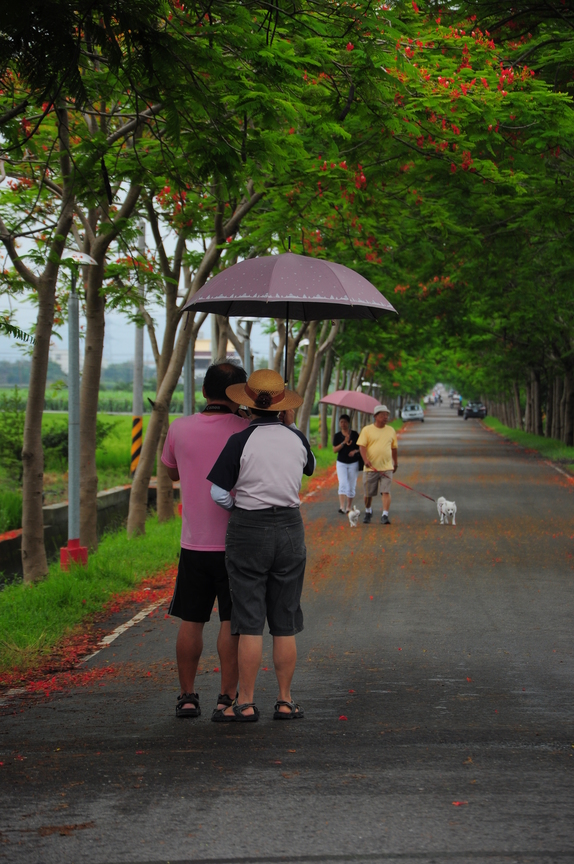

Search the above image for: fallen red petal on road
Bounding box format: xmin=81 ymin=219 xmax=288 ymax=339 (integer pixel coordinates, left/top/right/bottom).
xmin=466 ymin=677 xmax=472 ymax=682
xmin=348 ymin=689 xmax=356 ymax=693
xmin=213 ymin=667 xmax=220 ymax=672
xmin=452 ymin=801 xmax=468 ymax=806
xmin=339 ymin=715 xmax=348 ymax=721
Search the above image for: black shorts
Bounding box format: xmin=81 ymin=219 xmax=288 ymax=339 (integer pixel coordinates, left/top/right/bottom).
xmin=225 ymin=507 xmax=306 ymax=637
xmin=168 ymin=548 xmax=232 ymax=623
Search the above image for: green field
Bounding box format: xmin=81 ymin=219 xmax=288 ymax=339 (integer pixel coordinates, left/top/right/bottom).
xmin=2 ymin=387 xmax=206 ymax=415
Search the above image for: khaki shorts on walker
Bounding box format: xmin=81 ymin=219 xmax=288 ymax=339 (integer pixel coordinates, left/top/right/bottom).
xmin=363 ymin=470 xmax=393 ymax=497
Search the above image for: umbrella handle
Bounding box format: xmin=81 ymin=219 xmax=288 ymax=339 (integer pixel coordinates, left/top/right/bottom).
xmin=284 ymin=305 xmax=289 ymax=384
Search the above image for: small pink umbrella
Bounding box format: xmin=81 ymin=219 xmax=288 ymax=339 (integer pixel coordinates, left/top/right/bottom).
xmin=319 ymin=390 xmax=380 ymax=414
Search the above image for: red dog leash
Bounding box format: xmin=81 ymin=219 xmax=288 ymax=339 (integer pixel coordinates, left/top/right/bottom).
xmin=393 ymin=479 xmax=436 ymax=502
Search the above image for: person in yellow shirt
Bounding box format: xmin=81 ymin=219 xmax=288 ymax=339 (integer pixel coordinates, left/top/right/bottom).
xmin=357 ymin=405 xmax=398 ymax=525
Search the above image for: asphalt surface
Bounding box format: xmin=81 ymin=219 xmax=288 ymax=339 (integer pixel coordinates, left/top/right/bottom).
xmin=1 ymin=405 xmax=573 ymax=864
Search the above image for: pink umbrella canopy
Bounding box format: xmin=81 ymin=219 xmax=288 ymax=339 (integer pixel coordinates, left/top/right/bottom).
xmin=182 ymin=253 xmax=396 ymax=321
xmin=319 ymin=390 xmax=380 ymax=414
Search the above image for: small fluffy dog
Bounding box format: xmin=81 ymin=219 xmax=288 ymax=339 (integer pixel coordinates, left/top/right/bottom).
xmin=348 ymin=505 xmax=361 ymax=528
xmin=437 ymin=496 xmax=457 ymax=525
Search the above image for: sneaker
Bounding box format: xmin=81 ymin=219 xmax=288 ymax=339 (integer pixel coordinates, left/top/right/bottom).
xmin=381 ymin=514 xmax=391 ymax=525
xmin=363 ymin=512 xmax=372 ymax=524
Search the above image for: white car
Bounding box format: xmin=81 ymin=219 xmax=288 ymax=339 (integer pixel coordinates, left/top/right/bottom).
xmin=401 ymin=403 xmax=425 ymax=422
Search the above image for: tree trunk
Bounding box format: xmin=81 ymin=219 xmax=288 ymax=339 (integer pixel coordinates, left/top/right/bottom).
xmin=126 ymin=183 xmax=265 ymax=536
xmin=524 ymin=381 xmax=532 ymax=432
xmin=298 ymin=322 xmax=339 ymax=438
xmin=272 ymin=319 xmax=286 ymax=374
xmin=563 ymin=367 xmax=574 ymax=446
xmin=513 ymin=381 xmax=522 ymax=430
xmin=330 ymin=361 xmax=341 ymax=443
xmin=532 ymin=369 xmax=543 ymax=436
xmin=79 ymin=186 xmax=141 ymax=549
xmin=295 ymin=321 xmax=319 ymax=397
xmin=216 ymin=314 xmax=229 ymax=359
xmin=560 ymin=374 xmax=568 ymax=443
xmin=21 ymin=287 xmax=55 ymax=581
xmin=127 ymin=314 xmax=206 ymax=535
xmin=156 ymin=414 xmax=174 ymax=521
xmin=320 ymin=346 xmax=335 ymax=449
xmin=552 ymin=376 xmax=562 ymax=440
xmin=79 ymin=257 xmax=106 ymax=549
xmin=544 ymin=377 xmax=555 ymax=438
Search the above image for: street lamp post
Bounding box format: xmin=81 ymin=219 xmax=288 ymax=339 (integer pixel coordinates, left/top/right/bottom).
xmin=60 ymin=250 xmax=97 ymax=570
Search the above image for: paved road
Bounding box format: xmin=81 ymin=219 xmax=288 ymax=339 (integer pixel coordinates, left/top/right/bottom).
xmin=1 ymin=406 xmax=573 ymax=864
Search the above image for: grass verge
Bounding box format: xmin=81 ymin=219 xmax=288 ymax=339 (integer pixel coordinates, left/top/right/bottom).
xmin=0 ymin=514 xmax=181 ymax=679
xmin=483 ymin=417 xmax=574 ymax=472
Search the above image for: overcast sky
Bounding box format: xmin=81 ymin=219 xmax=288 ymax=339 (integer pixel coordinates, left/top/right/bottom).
xmin=0 ymin=296 xmax=272 ymax=369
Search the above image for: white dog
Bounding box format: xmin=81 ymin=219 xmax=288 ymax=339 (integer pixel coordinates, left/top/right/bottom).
xmin=437 ymin=496 xmax=457 ymax=525
xmin=348 ymin=505 xmax=361 ymax=528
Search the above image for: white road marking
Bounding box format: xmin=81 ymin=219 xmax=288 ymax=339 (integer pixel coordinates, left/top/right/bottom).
xmin=545 ymin=460 xmax=574 ymax=480
xmin=79 ymin=598 xmax=166 ymax=664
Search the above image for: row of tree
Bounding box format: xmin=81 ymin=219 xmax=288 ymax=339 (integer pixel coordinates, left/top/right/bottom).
xmin=1 ymin=0 xmax=573 ymax=581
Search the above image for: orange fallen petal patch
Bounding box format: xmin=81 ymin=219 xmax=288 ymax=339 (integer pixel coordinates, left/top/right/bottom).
xmin=452 ymin=801 xmax=468 ymax=806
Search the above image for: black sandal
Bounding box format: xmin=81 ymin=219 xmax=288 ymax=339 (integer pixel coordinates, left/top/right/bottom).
xmin=273 ymin=700 xmax=304 ymax=720
xmin=229 ymin=701 xmax=260 ymax=722
xmin=211 ymin=693 xmax=237 ymax=723
xmin=175 ymin=692 xmax=200 ymax=718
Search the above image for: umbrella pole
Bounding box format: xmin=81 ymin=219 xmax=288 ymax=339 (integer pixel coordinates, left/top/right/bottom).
xmin=284 ymin=305 xmax=289 ymax=384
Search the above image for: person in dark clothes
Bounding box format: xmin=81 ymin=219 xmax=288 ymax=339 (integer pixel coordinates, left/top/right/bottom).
xmin=332 ymin=413 xmax=361 ymax=513
xmin=208 ymin=369 xmax=315 ymax=723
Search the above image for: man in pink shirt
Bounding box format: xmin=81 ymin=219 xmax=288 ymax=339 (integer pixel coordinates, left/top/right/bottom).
xmin=161 ymin=360 xmax=249 ymax=720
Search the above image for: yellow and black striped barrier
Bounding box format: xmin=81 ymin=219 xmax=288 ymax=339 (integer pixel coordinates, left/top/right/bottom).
xmin=131 ymin=415 xmax=143 ymax=476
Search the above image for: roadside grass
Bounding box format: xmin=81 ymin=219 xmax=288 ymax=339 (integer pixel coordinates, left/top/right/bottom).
xmin=483 ymin=417 xmax=574 ymax=471
xmin=0 ymin=490 xmax=23 ymax=534
xmin=0 ymin=514 xmax=181 ymax=677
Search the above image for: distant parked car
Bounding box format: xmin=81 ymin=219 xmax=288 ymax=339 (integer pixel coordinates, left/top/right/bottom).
xmin=463 ymin=401 xmax=486 ymax=420
xmin=401 ymin=403 xmax=425 ymax=422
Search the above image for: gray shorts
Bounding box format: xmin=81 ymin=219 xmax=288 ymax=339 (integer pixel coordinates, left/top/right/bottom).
xmin=225 ymin=506 xmax=306 ymax=637
xmin=363 ymin=470 xmax=393 ymax=497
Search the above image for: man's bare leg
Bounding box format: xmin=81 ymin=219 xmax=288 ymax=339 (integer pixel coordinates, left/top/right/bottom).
xmin=223 ymin=634 xmax=262 ymax=717
xmin=216 ymin=621 xmax=239 ymax=709
xmin=382 ymin=491 xmax=391 ymax=513
xmin=176 ymin=620 xmax=204 ymax=707
xmin=273 ymin=635 xmax=298 ymax=713
xmin=364 ymin=495 xmax=373 ymax=509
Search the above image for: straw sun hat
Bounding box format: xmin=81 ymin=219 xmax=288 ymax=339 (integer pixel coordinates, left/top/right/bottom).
xmin=226 ymin=369 xmax=303 ymax=411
